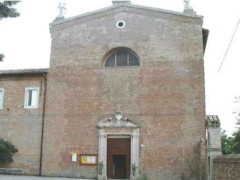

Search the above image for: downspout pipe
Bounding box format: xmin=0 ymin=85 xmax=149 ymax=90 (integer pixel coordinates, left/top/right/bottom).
xmin=39 ymin=73 xmax=47 ymax=176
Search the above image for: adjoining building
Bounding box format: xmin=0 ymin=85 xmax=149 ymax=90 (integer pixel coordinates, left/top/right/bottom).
xmin=0 ymin=1 xmax=209 ymax=179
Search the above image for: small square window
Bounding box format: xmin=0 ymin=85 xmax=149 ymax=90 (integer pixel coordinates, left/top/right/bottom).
xmin=0 ymin=88 xmax=4 ymax=109
xmin=24 ymin=87 xmax=39 ymax=109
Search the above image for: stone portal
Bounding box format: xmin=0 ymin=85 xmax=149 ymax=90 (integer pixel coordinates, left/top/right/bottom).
xmin=97 ymin=112 xmax=140 ymax=180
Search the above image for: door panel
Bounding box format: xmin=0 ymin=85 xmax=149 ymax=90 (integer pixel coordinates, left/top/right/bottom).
xmin=107 ymin=138 xmax=131 ymax=179
xmin=113 ymin=155 xmax=126 ymax=178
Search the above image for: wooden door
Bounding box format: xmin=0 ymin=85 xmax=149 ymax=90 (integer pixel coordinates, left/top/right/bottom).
xmin=107 ymin=138 xmax=131 ymax=179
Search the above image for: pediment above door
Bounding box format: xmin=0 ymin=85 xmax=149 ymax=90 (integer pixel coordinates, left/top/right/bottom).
xmin=97 ymin=112 xmax=140 ymax=129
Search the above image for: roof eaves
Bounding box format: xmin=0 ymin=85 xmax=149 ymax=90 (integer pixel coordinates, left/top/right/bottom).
xmin=130 ymin=4 xmax=203 ymax=19
xmin=50 ymin=5 xmax=115 ymax=28
xmin=0 ymin=68 xmax=49 ymax=76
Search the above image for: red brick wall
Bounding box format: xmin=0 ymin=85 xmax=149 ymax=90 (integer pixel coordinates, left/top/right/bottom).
xmin=0 ymin=75 xmax=45 ymax=175
xmin=213 ymin=155 xmax=240 ymax=180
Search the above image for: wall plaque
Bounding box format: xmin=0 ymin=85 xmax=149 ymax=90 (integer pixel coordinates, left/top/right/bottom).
xmin=79 ymin=154 xmax=98 ymax=165
xmin=72 ymin=153 xmax=77 ymax=162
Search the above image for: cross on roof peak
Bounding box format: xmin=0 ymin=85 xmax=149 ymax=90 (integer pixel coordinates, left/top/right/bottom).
xmin=183 ymin=0 xmax=196 ymax=15
xmin=57 ymin=2 xmax=66 ymax=19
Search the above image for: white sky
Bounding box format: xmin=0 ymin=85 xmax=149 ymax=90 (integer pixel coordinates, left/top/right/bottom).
xmin=0 ymin=0 xmax=240 ymax=135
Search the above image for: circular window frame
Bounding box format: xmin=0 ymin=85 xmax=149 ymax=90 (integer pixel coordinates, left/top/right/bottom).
xmin=116 ymin=20 xmax=126 ymax=29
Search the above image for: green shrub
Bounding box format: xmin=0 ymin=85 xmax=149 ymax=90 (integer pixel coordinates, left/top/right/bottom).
xmin=0 ymin=139 xmax=18 ymax=164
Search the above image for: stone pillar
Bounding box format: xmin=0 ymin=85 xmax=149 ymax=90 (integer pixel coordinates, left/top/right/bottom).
xmin=206 ymin=115 xmax=222 ymax=180
xmin=98 ymin=130 xmax=107 ymax=180
xmin=130 ymin=129 xmax=140 ymax=180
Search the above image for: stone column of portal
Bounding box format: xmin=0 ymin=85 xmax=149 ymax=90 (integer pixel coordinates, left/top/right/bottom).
xmin=98 ymin=129 xmax=107 ymax=180
xmin=130 ymin=129 xmax=140 ymax=180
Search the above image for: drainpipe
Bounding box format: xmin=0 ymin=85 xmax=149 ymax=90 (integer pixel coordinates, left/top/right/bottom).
xmin=39 ymin=73 xmax=47 ymax=176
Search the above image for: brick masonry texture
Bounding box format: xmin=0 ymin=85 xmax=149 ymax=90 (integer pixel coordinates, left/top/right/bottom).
xmin=0 ymin=5 xmax=207 ymax=180
xmin=213 ymin=155 xmax=240 ymax=180
xmin=0 ymin=75 xmax=46 ymax=175
xmin=42 ymin=7 xmax=206 ymax=180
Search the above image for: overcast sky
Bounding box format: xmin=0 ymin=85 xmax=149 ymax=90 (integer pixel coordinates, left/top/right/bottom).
xmin=0 ymin=0 xmax=240 ymax=135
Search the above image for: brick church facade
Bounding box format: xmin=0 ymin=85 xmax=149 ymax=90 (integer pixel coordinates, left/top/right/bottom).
xmin=0 ymin=1 xmax=208 ymax=179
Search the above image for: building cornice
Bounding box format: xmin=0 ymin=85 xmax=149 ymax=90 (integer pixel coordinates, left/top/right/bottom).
xmin=50 ymin=4 xmax=203 ymax=30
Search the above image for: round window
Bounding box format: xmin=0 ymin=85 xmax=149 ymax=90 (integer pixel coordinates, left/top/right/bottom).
xmin=116 ymin=20 xmax=126 ymax=29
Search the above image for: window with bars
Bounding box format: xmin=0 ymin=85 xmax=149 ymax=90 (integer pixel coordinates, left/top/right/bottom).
xmin=105 ymin=50 xmax=140 ymax=67
xmin=24 ymin=87 xmax=39 ymax=109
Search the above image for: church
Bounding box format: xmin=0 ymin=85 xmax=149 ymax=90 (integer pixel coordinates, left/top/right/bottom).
xmin=0 ymin=0 xmax=208 ymax=179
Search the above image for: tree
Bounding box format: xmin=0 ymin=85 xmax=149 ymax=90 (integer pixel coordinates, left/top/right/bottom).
xmin=0 ymin=1 xmax=20 ymax=61
xmin=222 ymin=96 xmax=240 ymax=154
xmin=0 ymin=54 xmax=4 ymax=61
xmin=233 ymin=96 xmax=240 ymax=131
xmin=0 ymin=1 xmax=20 ymax=20
xmin=236 ymin=118 xmax=240 ymax=132
xmin=0 ymin=139 xmax=18 ymax=164
xmin=232 ymin=131 xmax=240 ymax=153
xmin=221 ymin=130 xmax=240 ymax=154
xmin=221 ymin=130 xmax=234 ymax=154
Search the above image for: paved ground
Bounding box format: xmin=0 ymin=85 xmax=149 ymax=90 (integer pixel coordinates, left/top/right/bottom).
xmin=0 ymin=175 xmax=93 ymax=180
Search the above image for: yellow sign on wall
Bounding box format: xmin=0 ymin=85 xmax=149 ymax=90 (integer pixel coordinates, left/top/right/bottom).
xmin=79 ymin=154 xmax=98 ymax=165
